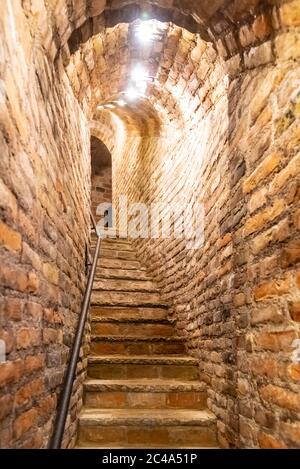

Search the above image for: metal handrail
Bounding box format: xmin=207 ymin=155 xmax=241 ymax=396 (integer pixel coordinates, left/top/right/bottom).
xmin=49 ymin=212 xmax=100 ymax=449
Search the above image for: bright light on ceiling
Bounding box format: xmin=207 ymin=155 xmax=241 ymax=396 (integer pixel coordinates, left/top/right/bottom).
xmin=135 ymin=21 xmax=154 ymax=43
xmin=131 ymin=64 xmax=148 ymax=82
xmin=124 ymin=87 xmax=140 ymax=101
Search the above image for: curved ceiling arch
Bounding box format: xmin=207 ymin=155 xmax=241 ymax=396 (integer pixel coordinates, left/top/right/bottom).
xmin=67 ymin=3 xmax=211 ymax=56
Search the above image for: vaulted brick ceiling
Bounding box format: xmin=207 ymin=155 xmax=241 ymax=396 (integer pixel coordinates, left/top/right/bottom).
xmin=31 ymin=1 xmax=277 ymax=141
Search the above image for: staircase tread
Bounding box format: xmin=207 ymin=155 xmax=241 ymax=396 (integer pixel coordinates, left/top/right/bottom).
xmin=76 ymin=445 xmax=219 ymax=449
xmin=91 ymin=317 xmax=170 ymax=324
xmin=84 ymin=378 xmax=205 ymax=392
xmin=79 ymin=408 xmax=216 ymax=426
xmin=91 ymin=335 xmax=184 ymax=343
xmin=88 ymin=355 xmax=198 ymax=365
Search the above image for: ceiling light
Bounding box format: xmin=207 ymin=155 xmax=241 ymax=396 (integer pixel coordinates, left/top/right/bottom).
xmin=132 ymin=64 xmax=148 ymax=82
xmin=124 ymin=87 xmax=140 ymax=101
xmin=135 ymin=21 xmax=154 ymax=43
xmin=135 ymin=81 xmax=147 ymax=94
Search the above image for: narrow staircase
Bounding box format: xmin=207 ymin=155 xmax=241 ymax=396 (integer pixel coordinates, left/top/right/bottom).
xmin=77 ymin=233 xmax=217 ymax=448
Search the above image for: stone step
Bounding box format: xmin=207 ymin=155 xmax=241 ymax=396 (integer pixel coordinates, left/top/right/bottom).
xmin=91 ymin=291 xmax=167 ymax=307
xmin=99 ymin=248 xmax=137 ymax=260
xmin=91 ymin=321 xmax=174 ymax=337
xmin=97 ymin=258 xmax=143 ymax=270
xmin=76 ymin=444 xmax=219 ymax=449
xmin=84 ymin=379 xmax=207 ymax=410
xmin=93 ymin=278 xmax=159 ymax=293
xmin=95 ymin=267 xmax=150 ymax=281
xmin=90 ymin=306 xmax=169 ymax=322
xmin=90 ymin=336 xmax=185 ymax=356
xmin=87 ymin=355 xmax=199 ymax=380
xmin=78 ymin=409 xmax=217 ymax=447
xmin=99 ymin=241 xmax=134 ymax=251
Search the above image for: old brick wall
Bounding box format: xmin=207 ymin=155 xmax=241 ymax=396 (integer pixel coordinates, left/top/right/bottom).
xmin=1 ymin=0 xmax=300 ymax=451
xmin=0 ymin=2 xmax=91 ymax=448
xmin=111 ymin=7 xmax=300 ymax=449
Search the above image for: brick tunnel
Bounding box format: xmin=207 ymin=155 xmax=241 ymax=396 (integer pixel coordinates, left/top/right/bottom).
xmin=0 ymin=0 xmax=300 ymax=450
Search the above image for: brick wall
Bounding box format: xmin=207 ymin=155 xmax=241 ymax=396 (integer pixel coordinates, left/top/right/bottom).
xmin=1 ymin=0 xmax=300 ymax=450
xmin=112 ymin=11 xmax=300 ymax=448
xmin=0 ymin=2 xmax=91 ymax=448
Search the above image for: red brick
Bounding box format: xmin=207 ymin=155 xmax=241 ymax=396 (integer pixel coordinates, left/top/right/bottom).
xmin=258 ymin=431 xmax=288 ymax=449
xmin=13 ymin=409 xmax=38 ymax=439
xmin=259 ymin=384 xmax=300 ymax=412
xmin=253 ymin=330 xmax=297 ymax=352
xmin=0 ymin=220 xmax=22 ymax=252
xmin=16 ymin=328 xmax=41 ymax=349
xmin=15 ymin=378 xmax=44 ymax=407
xmin=25 ymin=355 xmax=45 ymax=374
xmin=0 ymin=360 xmax=23 ymax=388
xmin=254 ymin=276 xmax=290 ymax=300
xmin=289 ymin=301 xmax=300 ymax=322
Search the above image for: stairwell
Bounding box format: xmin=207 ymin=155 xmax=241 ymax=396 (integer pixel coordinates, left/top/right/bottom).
xmin=77 ymin=233 xmax=218 ymax=448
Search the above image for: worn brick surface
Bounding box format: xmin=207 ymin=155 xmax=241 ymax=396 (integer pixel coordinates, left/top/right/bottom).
xmin=1 ymin=0 xmax=300 ymax=451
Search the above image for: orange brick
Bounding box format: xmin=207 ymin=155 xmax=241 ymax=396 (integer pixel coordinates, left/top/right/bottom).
xmin=269 ymin=152 xmax=300 ymax=195
xmin=13 ymin=409 xmax=38 ymax=439
xmin=0 ymin=360 xmax=22 ymax=388
xmin=288 ymin=364 xmax=300 ymax=381
xmin=243 ymin=199 xmax=285 ymax=237
xmin=0 ymin=220 xmax=21 ymax=251
xmin=243 ymin=152 xmax=281 ymax=194
xmin=281 ymin=240 xmax=300 ymax=267
xmin=289 ymin=301 xmax=300 ymax=322
xmin=254 ymin=276 xmax=290 ymax=300
xmin=258 ymin=431 xmax=288 ymax=449
xmin=253 ymin=330 xmax=297 ymax=352
xmin=25 ymin=355 xmax=45 ymax=374
xmin=280 ymin=0 xmax=300 ymax=26
xmin=15 ymin=378 xmax=44 ymax=407
xmin=16 ymin=328 xmax=41 ymax=349
xmin=252 ymin=14 xmax=272 ymax=41
xmin=43 ymin=263 xmax=59 ymax=285
xmin=260 ymin=384 xmax=300 ymax=412
xmin=279 ymin=422 xmax=300 ymax=447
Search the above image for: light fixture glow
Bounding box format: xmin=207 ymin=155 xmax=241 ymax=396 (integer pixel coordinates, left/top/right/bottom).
xmin=125 ymin=87 xmax=140 ymax=101
xmin=132 ymin=64 xmax=148 ymax=82
xmin=135 ymin=21 xmax=154 ymax=43
xmin=135 ymin=81 xmax=147 ymax=94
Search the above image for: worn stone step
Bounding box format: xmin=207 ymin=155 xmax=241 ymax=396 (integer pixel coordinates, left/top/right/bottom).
xmin=84 ymin=379 xmax=207 ymax=409
xmin=99 ymin=249 xmax=137 ymax=260
xmin=88 ymin=355 xmax=199 ymax=380
xmin=95 ymin=268 xmax=150 ymax=281
xmin=99 ymin=241 xmax=134 ymax=251
xmin=76 ymin=444 xmax=219 ymax=449
xmin=97 ymin=258 xmax=143 ymax=270
xmin=78 ymin=409 xmax=217 ymax=447
xmin=93 ymin=278 xmax=159 ymax=293
xmin=91 ymin=291 xmax=167 ymax=307
xmin=90 ymin=336 xmax=185 ymax=356
xmin=91 ymin=321 xmax=174 ymax=337
xmin=90 ymin=306 xmax=169 ymax=322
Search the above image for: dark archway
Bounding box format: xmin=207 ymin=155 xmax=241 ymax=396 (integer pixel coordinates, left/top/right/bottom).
xmin=91 ymin=137 xmax=112 ymax=227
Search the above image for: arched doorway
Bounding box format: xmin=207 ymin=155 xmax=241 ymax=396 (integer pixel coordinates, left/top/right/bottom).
xmin=91 ymin=136 xmax=112 ymax=227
